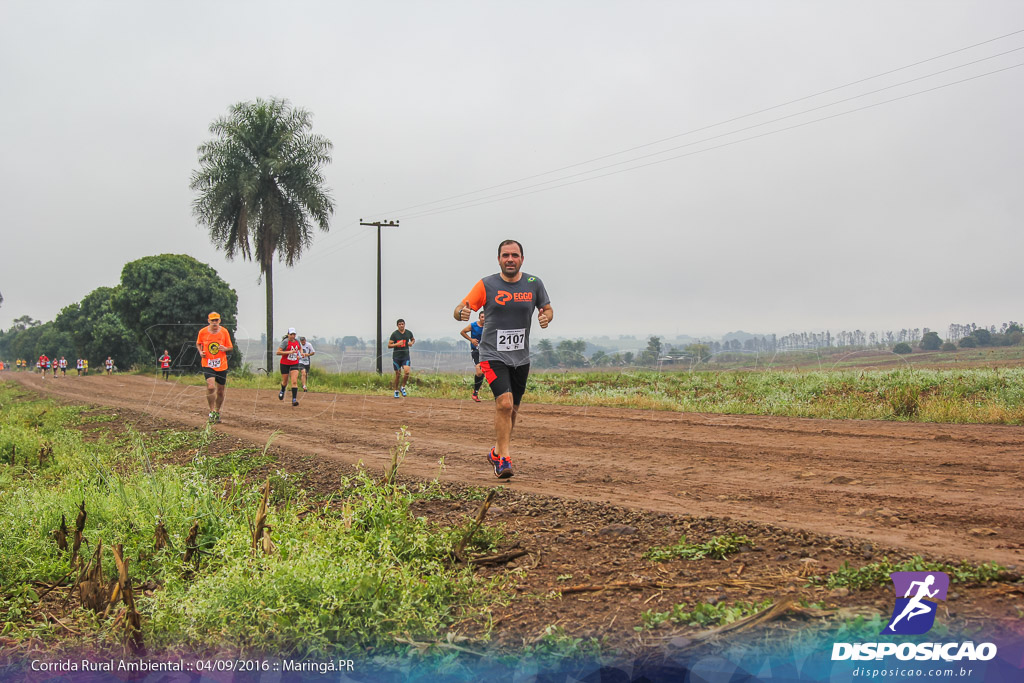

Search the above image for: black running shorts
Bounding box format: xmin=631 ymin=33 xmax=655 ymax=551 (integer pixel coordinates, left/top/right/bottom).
xmin=280 ymin=363 xmax=299 ymax=375
xmin=202 ymin=367 xmax=228 ymax=385
xmin=480 ymin=361 xmax=530 ymax=405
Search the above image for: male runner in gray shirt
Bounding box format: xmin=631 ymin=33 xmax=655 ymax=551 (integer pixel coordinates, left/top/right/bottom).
xmin=454 ymin=239 xmax=553 ymax=478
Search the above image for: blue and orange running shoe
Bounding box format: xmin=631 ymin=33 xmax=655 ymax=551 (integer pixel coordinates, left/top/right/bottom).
xmin=497 ymin=457 xmax=513 ymax=479
xmin=487 ymin=447 xmax=501 ymax=477
xmin=488 ymin=448 xmax=513 ymax=478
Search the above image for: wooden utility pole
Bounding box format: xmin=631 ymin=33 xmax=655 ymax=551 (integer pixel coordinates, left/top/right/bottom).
xmin=360 ymin=219 xmax=400 ymax=374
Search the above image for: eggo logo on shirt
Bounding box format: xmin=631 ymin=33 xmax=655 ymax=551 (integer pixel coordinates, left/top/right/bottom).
xmin=494 ymin=290 xmax=533 ymax=306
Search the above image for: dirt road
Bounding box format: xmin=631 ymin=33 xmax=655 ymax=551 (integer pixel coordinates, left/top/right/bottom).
xmin=12 ymin=373 xmax=1024 ymax=566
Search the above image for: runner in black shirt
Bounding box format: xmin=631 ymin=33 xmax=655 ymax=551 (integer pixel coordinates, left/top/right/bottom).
xmin=388 ymin=319 xmax=415 ymax=398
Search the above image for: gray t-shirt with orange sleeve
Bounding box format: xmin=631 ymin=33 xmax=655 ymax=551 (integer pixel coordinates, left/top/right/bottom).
xmin=463 ymin=273 xmax=550 ymax=367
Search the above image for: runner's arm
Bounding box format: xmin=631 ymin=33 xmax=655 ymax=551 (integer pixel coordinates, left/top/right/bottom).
xmin=459 ymin=324 xmax=473 ymax=341
xmin=538 ymin=304 xmax=554 ymax=329
xmin=454 ymin=281 xmax=487 ymax=321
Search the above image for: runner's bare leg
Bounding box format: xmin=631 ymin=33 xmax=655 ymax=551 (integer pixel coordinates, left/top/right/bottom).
xmin=494 ymin=393 xmax=519 ymax=458
xmin=205 ymin=377 xmax=217 ymax=411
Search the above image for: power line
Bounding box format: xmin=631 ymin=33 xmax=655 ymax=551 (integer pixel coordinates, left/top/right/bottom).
xmin=359 ymin=28 xmax=1024 ymax=220
xmin=396 ymin=47 xmax=1024 ymax=220
xmin=400 ymin=62 xmax=1024 ymax=221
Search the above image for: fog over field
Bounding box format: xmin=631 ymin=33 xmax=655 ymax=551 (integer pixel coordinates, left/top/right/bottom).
xmin=2 ymin=2 xmax=1022 ymax=342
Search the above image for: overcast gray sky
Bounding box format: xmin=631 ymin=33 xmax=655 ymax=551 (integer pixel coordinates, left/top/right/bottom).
xmin=2 ymin=1 xmax=1022 ymax=345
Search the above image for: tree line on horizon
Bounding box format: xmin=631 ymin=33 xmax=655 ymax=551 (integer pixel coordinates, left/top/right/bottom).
xmin=0 ymin=255 xmax=238 ymax=370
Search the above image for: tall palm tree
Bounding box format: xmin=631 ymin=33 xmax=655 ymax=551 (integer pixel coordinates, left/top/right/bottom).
xmin=191 ymin=98 xmax=334 ymax=372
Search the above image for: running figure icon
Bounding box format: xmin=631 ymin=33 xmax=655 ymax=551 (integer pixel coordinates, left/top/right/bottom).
xmin=887 ymin=575 xmax=938 ymax=631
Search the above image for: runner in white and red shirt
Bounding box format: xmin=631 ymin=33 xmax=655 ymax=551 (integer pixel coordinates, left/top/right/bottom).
xmin=158 ymin=350 xmax=172 ymax=380
xmin=276 ymin=328 xmax=304 ymax=407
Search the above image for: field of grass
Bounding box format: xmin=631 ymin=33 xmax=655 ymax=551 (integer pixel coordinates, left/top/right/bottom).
xmin=166 ymin=365 xmax=1024 ymax=425
xmin=0 ymin=384 xmax=506 ymax=657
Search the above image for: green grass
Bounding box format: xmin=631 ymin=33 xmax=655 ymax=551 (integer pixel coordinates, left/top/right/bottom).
xmin=640 ymin=599 xmax=773 ymax=630
xmin=811 ymin=556 xmax=1011 ymax=591
xmin=161 ymin=365 xmax=1024 ymax=425
xmin=0 ymin=383 xmax=507 ymax=656
xmin=644 ymin=534 xmax=751 ymax=562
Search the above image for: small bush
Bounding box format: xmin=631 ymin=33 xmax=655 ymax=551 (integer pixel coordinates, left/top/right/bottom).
xmin=959 ymin=337 xmax=978 ymax=348
xmin=919 ymin=332 xmax=942 ymax=351
xmin=644 ymin=533 xmax=750 ymax=562
xmin=940 ymin=342 xmax=957 ymax=352
xmin=886 ymin=385 xmax=920 ymax=418
xmin=892 ymin=343 xmax=912 ymax=355
xmin=641 ymin=599 xmax=772 ymax=629
xmin=812 ymin=556 xmax=1010 ymax=591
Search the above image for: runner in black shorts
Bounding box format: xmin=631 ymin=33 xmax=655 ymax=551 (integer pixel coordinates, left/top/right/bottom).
xmin=277 ymin=328 xmax=303 ymax=406
xmin=454 ymin=240 xmax=553 ymax=478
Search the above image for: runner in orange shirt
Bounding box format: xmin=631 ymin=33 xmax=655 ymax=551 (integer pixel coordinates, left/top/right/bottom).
xmin=196 ymin=312 xmax=233 ymax=423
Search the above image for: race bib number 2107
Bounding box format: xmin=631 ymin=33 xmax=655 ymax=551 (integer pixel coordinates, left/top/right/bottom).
xmin=496 ymin=328 xmax=526 ymax=352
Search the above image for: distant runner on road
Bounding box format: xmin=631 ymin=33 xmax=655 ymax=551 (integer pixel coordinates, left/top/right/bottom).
xmin=388 ymin=319 xmax=415 ymax=398
xmin=104 ymin=357 xmax=114 ymax=375
xmin=277 ymin=328 xmax=303 ymax=406
xmin=453 ymin=239 xmax=552 ymax=479
xmin=460 ymin=311 xmax=486 ymax=402
xmin=159 ymin=350 xmax=172 ymax=380
xmin=196 ymin=312 xmax=233 ymax=423
xmin=38 ymin=354 xmax=49 ymax=379
xmin=299 ymin=336 xmax=315 ymax=392
xmin=59 ymin=357 xmax=67 ymax=376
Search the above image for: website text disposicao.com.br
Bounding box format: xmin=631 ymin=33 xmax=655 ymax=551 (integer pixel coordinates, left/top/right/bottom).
xmin=849 ymin=665 xmax=978 ymax=678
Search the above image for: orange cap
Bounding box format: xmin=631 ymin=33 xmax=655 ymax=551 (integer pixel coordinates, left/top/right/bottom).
xmin=208 ymin=312 xmax=221 ymax=321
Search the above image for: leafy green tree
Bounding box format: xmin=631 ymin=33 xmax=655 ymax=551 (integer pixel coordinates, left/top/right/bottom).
xmin=533 ymin=338 xmax=558 ymax=368
xmin=54 ymin=287 xmax=139 ymax=367
xmin=623 ymin=351 xmax=634 ymax=365
xmin=0 ymin=320 xmax=44 ymax=361
xmin=919 ymin=331 xmax=942 ymax=351
xmin=36 ymin=324 xmax=76 ymax=359
xmin=971 ymin=328 xmax=992 ymax=346
xmin=589 ymin=350 xmax=609 ymax=366
xmin=340 ymin=336 xmax=362 ymax=350
xmin=10 ymin=315 xmax=40 ymax=331
xmin=191 ymin=98 xmax=335 ymax=371
xmin=940 ymin=342 xmax=957 ymax=352
xmin=958 ymin=336 xmax=977 ymax=348
xmin=110 ymin=254 xmax=239 ymax=372
xmin=685 ymin=343 xmax=712 ymax=363
xmin=557 ymin=339 xmax=587 ymax=367
xmin=892 ymin=342 xmax=913 ymax=355
xmin=639 ymin=336 xmax=662 ymax=365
